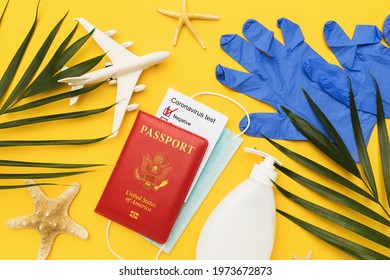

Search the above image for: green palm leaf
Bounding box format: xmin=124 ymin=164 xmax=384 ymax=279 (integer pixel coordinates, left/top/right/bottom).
xmin=348 ymin=79 xmax=378 ymax=198
xmin=301 ymin=89 xmax=358 ymax=174
xmin=270 ymin=76 xmax=390 ymax=259
xmin=277 ymin=183 xmax=390 ymax=248
xmin=265 ymin=136 xmax=375 ymax=202
xmin=277 ymin=210 xmax=390 ymax=260
xmin=18 ymin=22 xmax=79 ymax=98
xmin=0 ymin=3 xmax=38 ymax=101
xmin=19 ymin=26 xmax=95 ymax=98
xmin=282 ymin=106 xmax=360 ymax=178
xmin=0 ymin=104 xmax=114 ymax=130
xmin=277 ymin=164 xmax=390 ymax=227
xmin=0 ymin=0 xmax=9 ymax=24
xmin=0 ymin=159 xmax=103 ymax=169
xmin=0 ymin=12 xmax=68 ymax=112
xmin=0 ymin=4 xmax=111 ymax=190
xmin=5 ymin=82 xmax=104 ymax=114
xmin=0 ymin=183 xmax=55 ymax=190
xmin=373 ymin=75 xmax=390 ymax=207
xmin=0 ymin=136 xmax=108 ymax=147
xmin=23 ymin=51 xmax=104 ymax=98
xmin=0 ymin=171 xmax=90 ymax=180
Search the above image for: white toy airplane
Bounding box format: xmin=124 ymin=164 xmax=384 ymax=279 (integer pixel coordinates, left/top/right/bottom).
xmin=58 ymin=18 xmax=170 ymax=137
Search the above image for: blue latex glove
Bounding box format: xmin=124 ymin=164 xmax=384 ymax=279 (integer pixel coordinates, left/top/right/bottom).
xmin=303 ymin=17 xmax=390 ymax=117
xmin=216 ymin=18 xmax=377 ymax=162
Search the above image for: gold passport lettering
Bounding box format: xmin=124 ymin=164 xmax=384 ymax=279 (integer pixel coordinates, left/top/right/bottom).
xmin=125 ymin=190 xmax=157 ymax=213
xmin=140 ymin=125 xmax=196 ymax=155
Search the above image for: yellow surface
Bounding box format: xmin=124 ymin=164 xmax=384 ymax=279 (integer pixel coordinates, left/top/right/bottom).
xmin=0 ymin=0 xmax=389 ymax=260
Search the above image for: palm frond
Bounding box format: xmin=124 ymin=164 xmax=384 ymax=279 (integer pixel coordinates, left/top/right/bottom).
xmin=0 ymin=136 xmax=108 ymax=147
xmin=277 ymin=210 xmax=390 ymax=260
xmin=0 ymin=0 xmax=9 ymax=24
xmin=265 ymin=136 xmax=375 ymax=202
xmin=282 ymin=105 xmax=360 ymax=178
xmin=0 ymin=12 xmax=68 ymax=112
xmin=348 ymin=78 xmax=378 ymax=198
xmin=301 ymin=89 xmax=358 ymax=172
xmin=5 ymin=82 xmax=104 ymax=114
xmin=0 ymin=4 xmax=111 ymax=190
xmin=269 ymin=76 xmax=390 ymax=259
xmin=0 ymin=183 xmax=55 ymax=190
xmin=0 ymin=3 xmax=38 ymax=101
xmin=0 ymin=171 xmax=91 ymax=180
xmin=0 ymin=159 xmax=103 ymax=168
xmin=373 ymin=75 xmax=390 ymax=207
xmin=19 ymin=24 xmax=86 ymax=98
xmin=276 ymin=183 xmax=390 ymax=248
xmin=0 ymin=104 xmax=114 ymax=130
xmin=23 ymin=54 xmax=105 ymax=98
xmin=276 ymin=164 xmax=390 ymax=226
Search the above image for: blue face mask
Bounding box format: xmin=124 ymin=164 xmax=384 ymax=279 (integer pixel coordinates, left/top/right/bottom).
xmin=105 ymin=92 xmax=249 ymax=259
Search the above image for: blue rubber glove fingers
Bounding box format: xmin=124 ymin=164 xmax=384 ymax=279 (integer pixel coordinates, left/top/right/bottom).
xmin=220 ymin=33 xmax=277 ymax=81
xmin=384 ymin=15 xmax=390 ymax=44
xmin=242 ymin=18 xmax=318 ymax=61
xmin=352 ymin=23 xmax=390 ymax=116
xmin=218 ymin=17 xmax=376 ymax=162
xmin=241 ymin=19 xmax=284 ymax=56
xmin=216 ymin=64 xmax=283 ymax=110
xmin=352 ymin=25 xmax=383 ymax=45
xmin=303 ymin=58 xmax=350 ymax=105
xmin=324 ymin=21 xmax=356 ymax=69
xmin=238 ymin=111 xmax=306 ymax=140
xmin=277 ymin=18 xmax=305 ymax=51
xmin=325 ymin=21 xmax=390 ymax=117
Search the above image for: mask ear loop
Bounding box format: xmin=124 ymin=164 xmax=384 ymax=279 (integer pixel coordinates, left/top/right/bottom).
xmin=190 ymin=91 xmax=250 ymax=139
xmin=106 ymin=219 xmax=165 ymax=260
xmin=106 ymin=220 xmax=124 ymax=260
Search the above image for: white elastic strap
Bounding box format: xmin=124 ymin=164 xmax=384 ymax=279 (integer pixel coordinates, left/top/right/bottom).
xmin=155 ymin=244 xmax=166 ymax=260
xmin=106 ymin=220 xmax=124 ymax=260
xmin=106 ymin=219 xmax=165 ymax=260
xmin=190 ymin=91 xmax=250 ymax=138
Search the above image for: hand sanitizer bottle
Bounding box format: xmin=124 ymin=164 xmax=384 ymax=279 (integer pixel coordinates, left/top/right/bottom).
xmin=196 ymin=148 xmax=282 ymax=260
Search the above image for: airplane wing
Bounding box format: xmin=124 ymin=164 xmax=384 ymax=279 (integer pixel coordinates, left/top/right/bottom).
xmin=75 ymin=17 xmax=137 ymax=64
xmin=111 ymin=70 xmax=143 ymax=137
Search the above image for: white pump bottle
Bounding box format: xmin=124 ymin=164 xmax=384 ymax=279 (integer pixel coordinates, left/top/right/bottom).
xmin=196 ymin=148 xmax=282 ymax=260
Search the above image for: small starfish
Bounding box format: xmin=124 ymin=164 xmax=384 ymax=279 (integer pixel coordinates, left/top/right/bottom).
xmin=5 ymin=179 xmax=88 ymax=260
xmin=158 ymin=0 xmax=219 ymax=49
xmin=292 ymin=250 xmax=313 ymax=260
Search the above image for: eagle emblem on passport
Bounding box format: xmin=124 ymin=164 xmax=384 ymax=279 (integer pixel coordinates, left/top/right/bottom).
xmin=134 ymin=153 xmax=172 ymax=191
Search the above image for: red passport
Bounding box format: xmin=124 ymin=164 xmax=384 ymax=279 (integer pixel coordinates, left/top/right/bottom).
xmin=95 ymin=111 xmax=208 ymax=243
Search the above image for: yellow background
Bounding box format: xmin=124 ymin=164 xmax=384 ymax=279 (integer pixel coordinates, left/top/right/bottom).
xmin=0 ymin=0 xmax=389 ymax=260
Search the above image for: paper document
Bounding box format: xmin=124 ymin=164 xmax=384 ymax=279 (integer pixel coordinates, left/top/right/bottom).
xmin=156 ymin=88 xmax=228 ymax=200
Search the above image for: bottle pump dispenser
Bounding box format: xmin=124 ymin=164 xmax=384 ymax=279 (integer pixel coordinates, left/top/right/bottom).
xmin=196 ymin=148 xmax=281 ymax=260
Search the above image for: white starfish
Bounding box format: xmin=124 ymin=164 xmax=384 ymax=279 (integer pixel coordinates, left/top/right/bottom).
xmin=5 ymin=179 xmax=88 ymax=260
xmin=158 ymin=0 xmax=219 ymax=49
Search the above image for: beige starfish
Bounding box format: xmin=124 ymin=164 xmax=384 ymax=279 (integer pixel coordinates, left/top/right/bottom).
xmin=158 ymin=0 xmax=219 ymax=49
xmin=5 ymin=179 xmax=88 ymax=260
xmin=292 ymin=250 xmax=313 ymax=260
